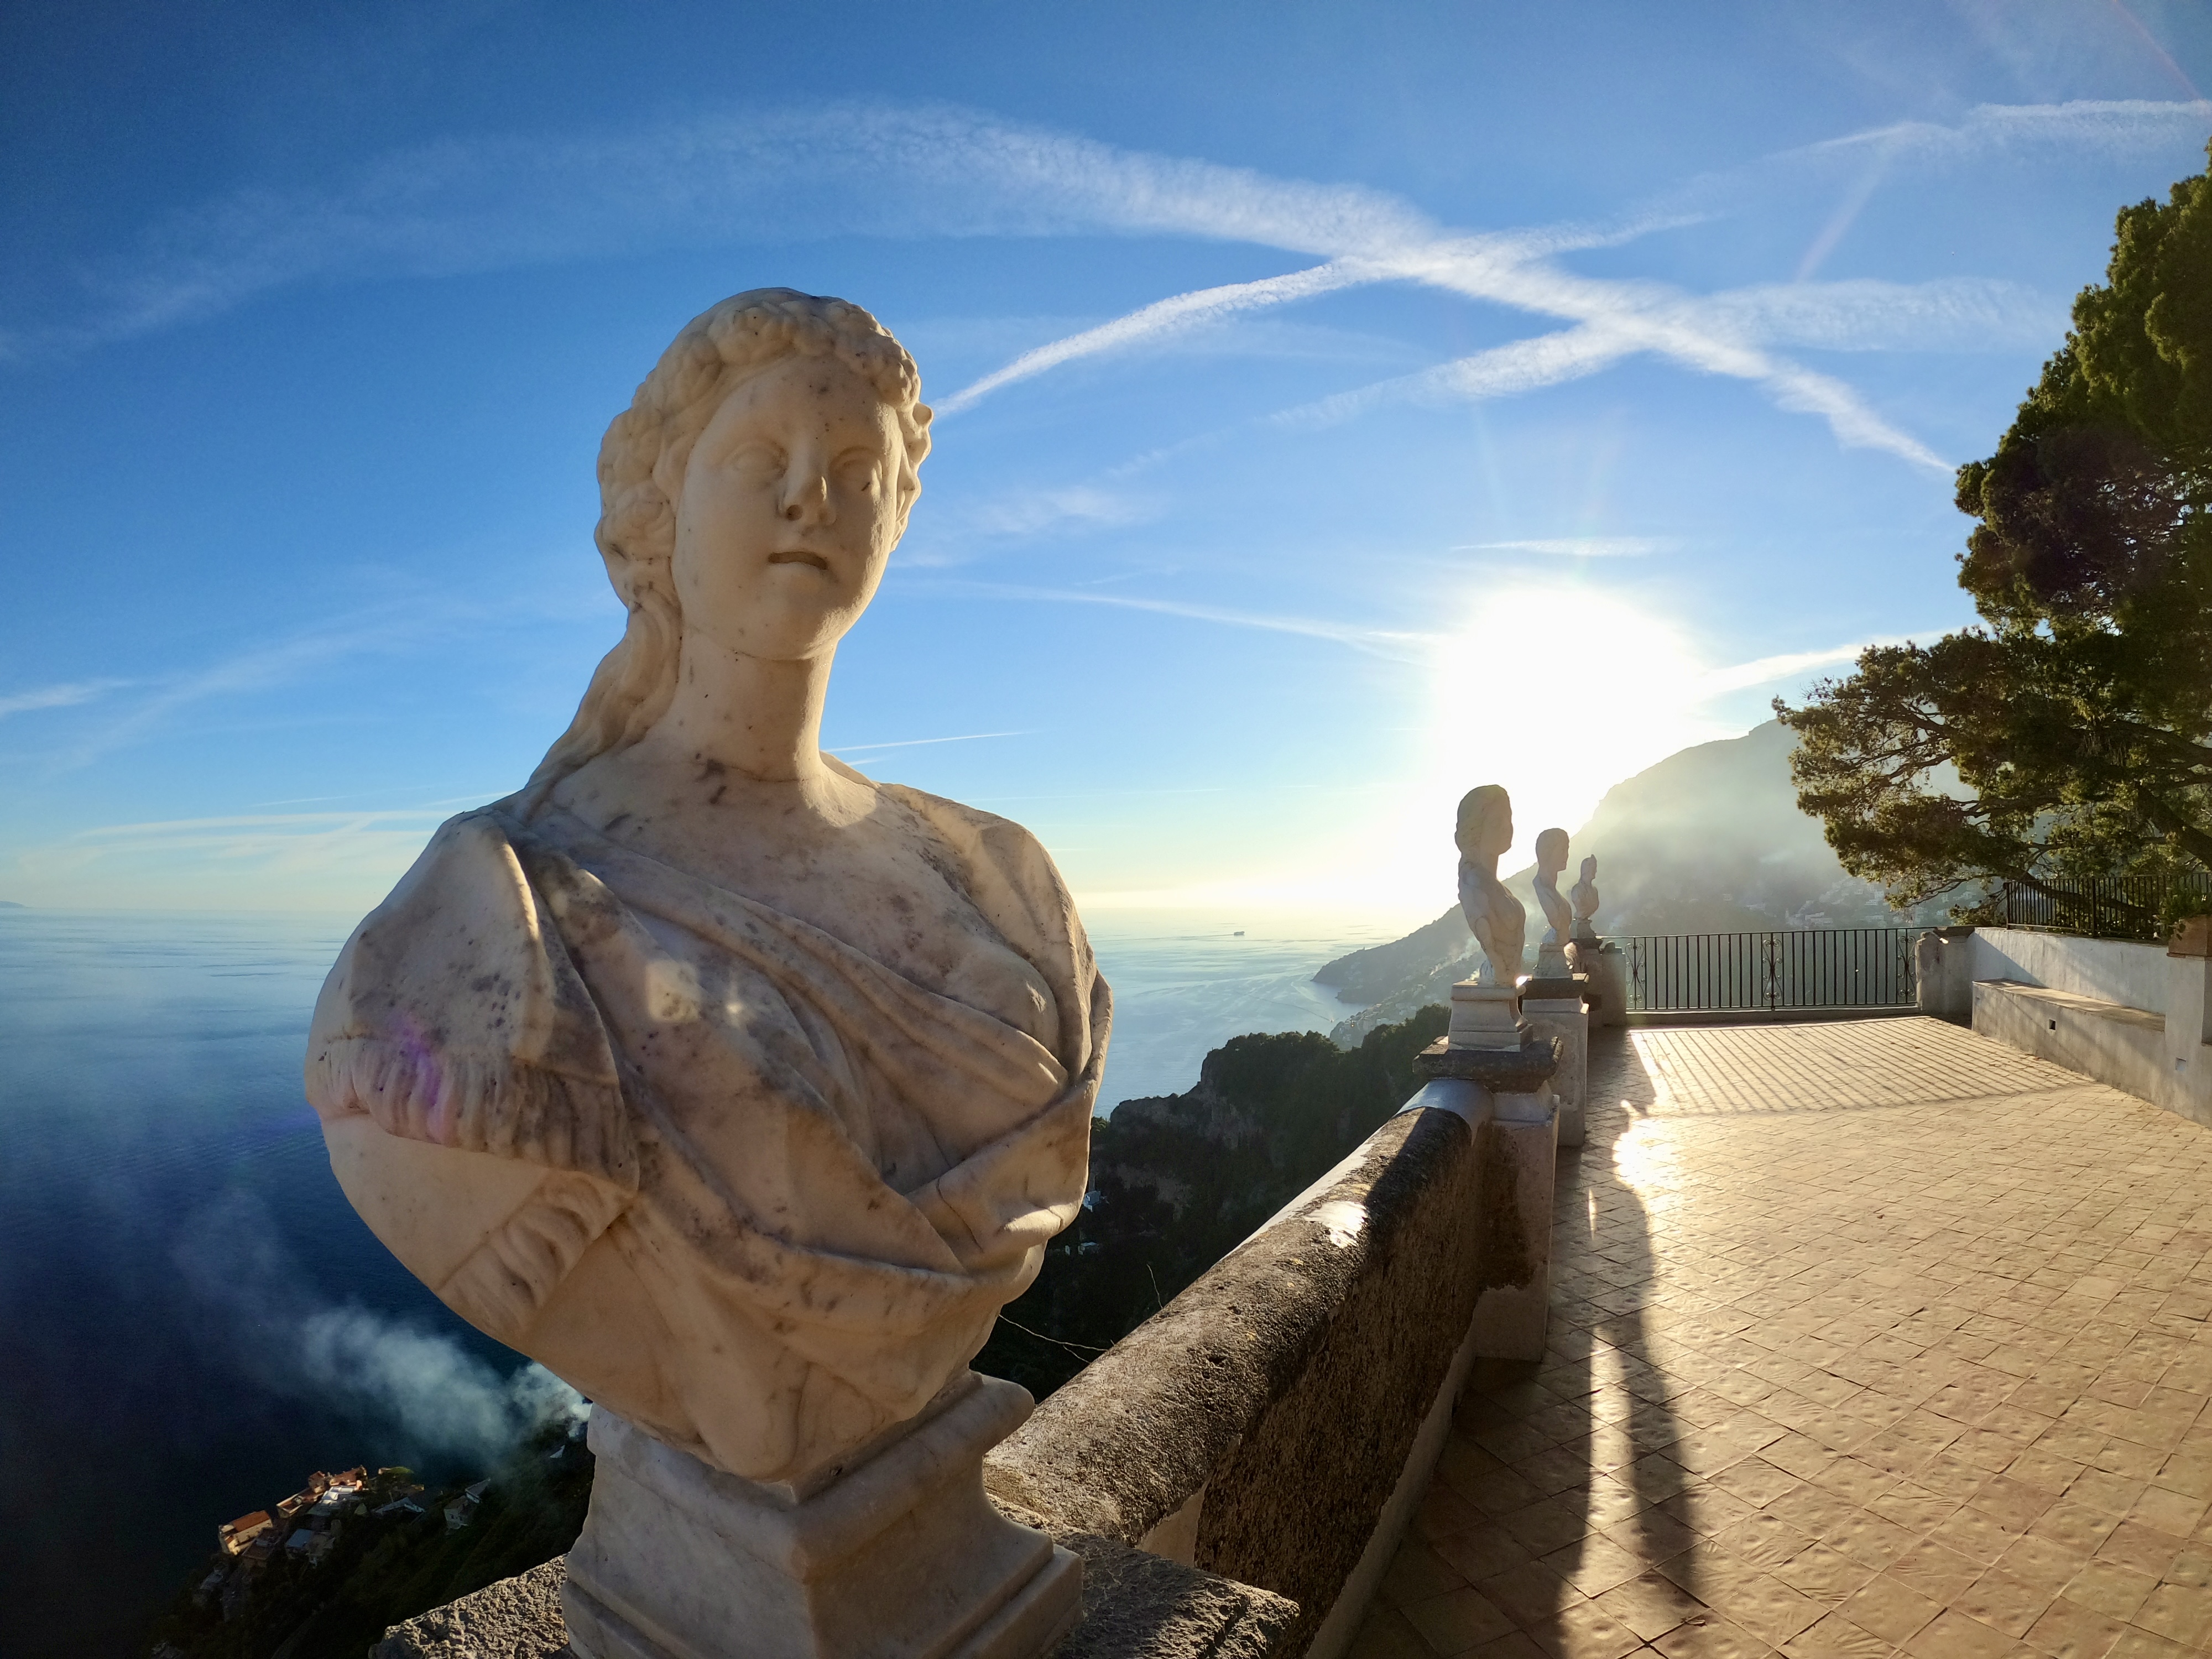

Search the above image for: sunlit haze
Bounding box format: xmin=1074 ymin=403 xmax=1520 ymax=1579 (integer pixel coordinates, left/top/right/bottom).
xmin=6 ymin=2 xmax=2211 ymax=923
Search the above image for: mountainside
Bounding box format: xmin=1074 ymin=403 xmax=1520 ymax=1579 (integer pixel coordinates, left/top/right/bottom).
xmin=1321 ymin=720 xmax=1944 ymax=1042
xmin=971 ymin=1005 xmax=1449 ymax=1401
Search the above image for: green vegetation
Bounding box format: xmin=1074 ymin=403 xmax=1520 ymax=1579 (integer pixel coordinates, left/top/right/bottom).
xmin=1780 ymin=143 xmax=2212 ymax=932
xmin=973 ymin=1003 xmax=1450 ymax=1399
xmin=145 ymin=1423 xmax=591 ymax=1659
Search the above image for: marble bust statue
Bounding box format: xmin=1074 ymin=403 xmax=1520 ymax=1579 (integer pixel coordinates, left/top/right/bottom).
xmin=304 ymin=290 xmax=1109 ymax=1495
xmin=1531 ymin=827 xmax=1573 ymax=977
xmin=1532 ymin=828 xmax=1572 ymax=942
xmin=1454 ymin=785 xmax=1525 ymax=988
xmin=1571 ymin=854 xmax=1600 ymax=942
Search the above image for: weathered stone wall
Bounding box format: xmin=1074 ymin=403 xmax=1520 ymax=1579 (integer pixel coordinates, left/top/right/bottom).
xmin=985 ymin=1088 xmax=1542 ymax=1657
xmin=1970 ymin=926 xmax=2176 ymax=1013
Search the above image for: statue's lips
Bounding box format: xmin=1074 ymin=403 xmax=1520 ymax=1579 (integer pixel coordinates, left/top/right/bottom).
xmin=766 ymin=549 xmax=832 ymax=571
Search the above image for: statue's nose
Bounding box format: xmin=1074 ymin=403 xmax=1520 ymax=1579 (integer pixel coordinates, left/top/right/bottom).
xmin=781 ymin=471 xmax=832 ymax=523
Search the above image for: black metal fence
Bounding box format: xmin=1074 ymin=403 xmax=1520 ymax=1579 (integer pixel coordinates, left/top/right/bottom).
xmin=1626 ymin=928 xmax=1918 ymax=1013
xmin=2000 ymin=874 xmax=2212 ymax=942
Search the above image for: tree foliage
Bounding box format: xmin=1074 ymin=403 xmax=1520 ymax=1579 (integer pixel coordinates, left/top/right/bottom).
xmin=1779 ymin=143 xmax=2212 ymax=920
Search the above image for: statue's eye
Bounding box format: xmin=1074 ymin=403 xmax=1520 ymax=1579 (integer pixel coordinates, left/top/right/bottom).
xmin=728 ymin=442 xmax=783 ymax=482
xmin=833 ymin=453 xmax=880 ymax=494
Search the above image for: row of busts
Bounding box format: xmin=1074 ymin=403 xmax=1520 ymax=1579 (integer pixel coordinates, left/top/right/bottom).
xmin=1453 ymin=785 xmax=1600 ymax=989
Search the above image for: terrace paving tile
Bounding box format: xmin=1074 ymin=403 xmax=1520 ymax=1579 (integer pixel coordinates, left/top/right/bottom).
xmin=1350 ymin=1020 xmax=2212 ymax=1659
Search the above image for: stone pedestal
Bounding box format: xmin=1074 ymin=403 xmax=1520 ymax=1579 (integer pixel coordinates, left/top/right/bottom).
xmin=1411 ymin=1036 xmax=1560 ymax=1364
xmin=1519 ymin=979 xmax=1588 ymax=1149
xmin=1572 ymin=940 xmax=1629 ymax=1029
xmin=1467 ymin=1088 xmax=1559 ymax=1362
xmin=565 ymin=1375 xmax=1082 ymax=1659
xmin=1447 ymin=979 xmax=1525 ymax=1051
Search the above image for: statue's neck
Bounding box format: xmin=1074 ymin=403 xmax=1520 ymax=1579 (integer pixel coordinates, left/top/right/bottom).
xmin=641 ymin=640 xmax=835 ymax=781
xmin=1459 ymin=853 xmax=1502 ymax=886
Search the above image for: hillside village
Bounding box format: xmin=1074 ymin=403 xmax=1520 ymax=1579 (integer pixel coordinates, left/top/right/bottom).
xmin=177 ymin=1467 xmax=426 ymax=1629
xmin=144 ymin=1417 xmax=592 ymax=1659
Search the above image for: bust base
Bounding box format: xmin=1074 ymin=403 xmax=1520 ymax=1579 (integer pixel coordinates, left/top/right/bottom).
xmin=1568 ymin=939 xmax=1629 ymax=1029
xmin=1446 ymin=979 xmax=1526 ymax=1051
xmin=1415 ymin=1032 xmax=1559 ymax=1093
xmin=1517 ymin=978 xmax=1589 ymax=1150
xmin=565 ymin=1376 xmax=1081 ymax=1659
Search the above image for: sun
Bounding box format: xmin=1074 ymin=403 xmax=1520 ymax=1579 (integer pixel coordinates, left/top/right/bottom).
xmin=1353 ymin=577 xmax=1743 ymax=910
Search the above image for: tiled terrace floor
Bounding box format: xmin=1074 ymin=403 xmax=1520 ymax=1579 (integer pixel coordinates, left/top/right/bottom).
xmin=1351 ymin=1016 xmax=2212 ymax=1659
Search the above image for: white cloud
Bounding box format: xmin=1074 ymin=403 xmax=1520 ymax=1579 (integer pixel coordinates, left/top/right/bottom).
xmin=964 ymin=486 xmax=1151 ymax=538
xmin=947 ymin=226 xmax=2001 ymax=471
xmin=0 ymin=679 xmax=128 ymax=718
xmin=76 ymin=808 xmax=450 ymax=840
xmin=923 ymin=101 xmax=2198 ymax=467
xmin=1694 ymin=278 xmax=2065 ymax=354
xmin=929 ymin=578 xmax=1437 ymax=659
xmin=1266 ymin=304 xmax=1949 ymax=471
xmin=1274 ymin=325 xmax=1639 ymax=429
xmin=937 ymin=262 xmax=1381 ymax=415
xmin=29 ymin=596 xmax=505 ymax=768
xmin=1812 ymin=99 xmax=2212 ymax=165
xmin=1694 ymin=634 xmax=1929 ymax=696
xmin=7 ymin=105 xmax=1448 ymax=358
xmin=828 ymin=729 xmax=1029 ymax=755
xmin=12 ymin=94 xmax=2184 ymax=465
xmin=896 ymin=484 xmax=1155 ymax=567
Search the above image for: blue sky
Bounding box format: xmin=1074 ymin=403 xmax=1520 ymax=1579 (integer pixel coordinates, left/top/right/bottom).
xmin=4 ymin=0 xmax=2210 ymax=920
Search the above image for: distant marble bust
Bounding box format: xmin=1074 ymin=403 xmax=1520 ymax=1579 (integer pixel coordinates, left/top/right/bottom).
xmin=1532 ymin=828 xmax=1572 ymax=945
xmin=1571 ymin=854 xmax=1600 ymax=942
xmin=1531 ymin=827 xmax=1573 ymax=978
xmin=305 ymin=290 xmax=1108 ymax=1487
xmin=1455 ymin=785 xmax=1525 ymax=988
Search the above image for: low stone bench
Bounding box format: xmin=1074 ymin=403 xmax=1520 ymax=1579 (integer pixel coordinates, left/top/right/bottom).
xmin=1972 ymin=978 xmax=2175 ymax=1108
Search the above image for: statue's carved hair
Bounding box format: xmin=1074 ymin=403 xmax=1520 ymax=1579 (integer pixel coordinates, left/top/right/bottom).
xmin=527 ymin=289 xmax=932 ymax=795
xmin=1455 ymin=784 xmax=1510 ymax=844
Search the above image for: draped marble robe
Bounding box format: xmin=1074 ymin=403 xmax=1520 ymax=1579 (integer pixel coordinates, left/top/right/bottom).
xmin=305 ymin=780 xmax=1108 ymax=1485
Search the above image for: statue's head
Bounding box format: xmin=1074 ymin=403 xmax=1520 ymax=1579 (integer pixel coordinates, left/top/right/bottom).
xmin=1454 ymin=785 xmax=1512 ymax=861
xmin=1535 ymin=827 xmax=1569 ymax=877
xmin=532 ymin=289 xmax=932 ymax=787
xmin=1579 ymin=855 xmax=1598 ymax=883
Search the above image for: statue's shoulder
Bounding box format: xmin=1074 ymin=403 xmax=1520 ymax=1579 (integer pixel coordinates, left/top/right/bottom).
xmin=326 ymin=800 xmax=571 ymax=1013
xmin=366 ymin=802 xmax=535 ymax=920
xmin=875 ymin=781 xmax=1058 ymax=883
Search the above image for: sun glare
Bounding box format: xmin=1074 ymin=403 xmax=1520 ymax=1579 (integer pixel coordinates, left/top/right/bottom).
xmin=1356 ymin=580 xmax=1741 ymax=912
xmin=1076 ymin=579 xmax=1761 ymax=921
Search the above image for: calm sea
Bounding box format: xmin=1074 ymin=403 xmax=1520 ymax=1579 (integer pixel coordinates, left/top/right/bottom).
xmin=0 ymin=905 xmax=1388 ymax=1656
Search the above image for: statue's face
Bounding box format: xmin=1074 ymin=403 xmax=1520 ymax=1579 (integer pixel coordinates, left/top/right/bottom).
xmin=672 ymin=355 xmax=907 ymax=662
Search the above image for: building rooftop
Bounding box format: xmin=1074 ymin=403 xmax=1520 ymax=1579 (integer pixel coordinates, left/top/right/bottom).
xmin=1353 ymin=1017 xmax=2212 ymax=1658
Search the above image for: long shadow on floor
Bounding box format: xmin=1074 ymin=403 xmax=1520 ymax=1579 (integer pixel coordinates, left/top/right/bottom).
xmin=1355 ymin=1029 xmax=1724 ymax=1656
